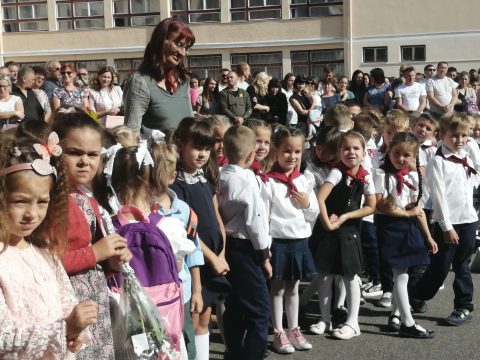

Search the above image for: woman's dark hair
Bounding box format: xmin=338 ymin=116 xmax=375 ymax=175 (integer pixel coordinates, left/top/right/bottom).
xmin=370 ymin=68 xmax=385 ymax=85
xmin=268 ymin=78 xmax=282 ymax=93
xmin=350 ymin=69 xmax=364 ymax=85
xmin=293 ymin=74 xmax=307 ymax=87
xmin=174 ymin=117 xmax=219 ymax=192
xmin=139 ymin=17 xmax=195 ymax=83
xmin=201 ymin=76 xmax=217 ymax=102
xmin=92 ymin=66 xmax=115 ymax=91
xmin=282 ymin=72 xmax=295 ymax=90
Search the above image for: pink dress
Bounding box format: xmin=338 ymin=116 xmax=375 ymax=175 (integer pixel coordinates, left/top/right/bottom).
xmin=0 ymin=243 xmax=78 ymax=359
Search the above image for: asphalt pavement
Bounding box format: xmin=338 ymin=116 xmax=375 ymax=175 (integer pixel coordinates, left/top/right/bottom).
xmin=209 ymin=271 xmax=480 ymax=360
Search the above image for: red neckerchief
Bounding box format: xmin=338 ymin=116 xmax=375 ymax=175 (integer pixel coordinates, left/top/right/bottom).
xmin=166 ymin=70 xmax=178 ymax=94
xmin=250 ymin=160 xmax=269 ymax=183
xmin=267 ymin=162 xmax=301 ymax=197
xmin=436 ymin=147 xmax=477 ymax=177
xmin=394 ymin=166 xmax=416 ymax=195
xmin=217 ymin=154 xmax=228 ymax=167
xmin=336 ymin=163 xmax=369 ymax=188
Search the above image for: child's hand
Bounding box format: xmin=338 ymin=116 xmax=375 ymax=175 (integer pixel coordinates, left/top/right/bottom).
xmin=444 ymin=229 xmax=459 ymax=245
xmin=66 ymin=300 xmax=98 ymax=341
xmin=211 ymin=255 xmax=230 ymax=276
xmin=67 ymin=333 xmax=86 ymax=353
xmin=405 ymin=206 xmax=422 ymax=218
xmin=92 ymin=234 xmax=128 ymax=262
xmin=291 ymin=191 xmax=310 ymax=209
xmin=190 ymin=290 xmax=204 ymax=314
xmin=262 ymin=259 xmax=273 ymax=279
xmin=427 ymin=237 xmax=438 ymax=254
xmin=333 ymin=213 xmax=349 ymax=227
xmin=106 ymin=247 xmax=132 ymax=272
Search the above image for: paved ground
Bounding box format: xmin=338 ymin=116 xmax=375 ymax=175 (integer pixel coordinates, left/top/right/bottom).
xmin=209 ymin=271 xmax=480 ymax=360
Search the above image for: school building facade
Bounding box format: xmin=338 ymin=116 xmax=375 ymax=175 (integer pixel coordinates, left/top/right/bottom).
xmin=0 ymin=0 xmax=479 ymax=82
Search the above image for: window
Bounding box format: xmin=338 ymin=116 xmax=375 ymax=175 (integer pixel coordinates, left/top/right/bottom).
xmin=113 ymin=0 xmax=160 ymax=27
xmin=230 ymin=0 xmax=281 ymax=21
xmin=401 ymin=45 xmax=426 ymax=62
xmin=2 ymin=0 xmax=48 ymax=32
xmin=114 ymin=58 xmax=142 ymax=84
xmin=363 ymin=47 xmax=387 ymax=63
xmin=231 ymin=52 xmax=283 ymax=79
xmin=290 ymin=0 xmax=342 ymax=18
xmin=171 ymin=0 xmax=220 ymax=23
xmin=188 ymin=55 xmax=222 ymax=78
xmin=291 ymin=49 xmax=344 ymax=77
xmin=56 ymin=0 xmax=104 ymax=30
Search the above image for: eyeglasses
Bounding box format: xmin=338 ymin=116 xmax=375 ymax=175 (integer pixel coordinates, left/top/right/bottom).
xmin=61 ymin=71 xmax=73 ymax=76
xmin=307 ymin=81 xmax=314 ymax=85
xmin=427 ymin=68 xmax=436 ymax=72
xmin=221 ymin=74 xmax=228 ymax=78
xmin=168 ymin=39 xmax=191 ymax=55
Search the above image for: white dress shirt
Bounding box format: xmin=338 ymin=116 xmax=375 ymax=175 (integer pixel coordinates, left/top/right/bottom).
xmin=326 ymin=168 xmax=376 ymax=197
xmin=373 ymin=168 xmax=419 ymax=211
xmin=219 ymin=164 xmax=270 ymax=251
xmin=418 ymin=139 xmax=437 ymax=209
xmin=427 ymin=145 xmax=478 ymax=231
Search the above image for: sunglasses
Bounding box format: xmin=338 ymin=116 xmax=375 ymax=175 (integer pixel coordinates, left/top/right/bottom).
xmin=61 ymin=71 xmax=73 ymax=76
xmin=427 ymin=68 xmax=436 ymax=72
xmin=221 ymin=74 xmax=228 ymax=78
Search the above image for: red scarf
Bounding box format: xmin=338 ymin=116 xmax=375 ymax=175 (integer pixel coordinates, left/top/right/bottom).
xmin=250 ymin=160 xmax=269 ymax=183
xmin=336 ymin=163 xmax=369 ymax=188
xmin=394 ymin=166 xmax=417 ymax=195
xmin=166 ymin=70 xmax=178 ymax=94
xmin=436 ymin=147 xmax=477 ymax=177
xmin=217 ymin=154 xmax=228 ymax=167
xmin=267 ymin=163 xmax=301 ymax=197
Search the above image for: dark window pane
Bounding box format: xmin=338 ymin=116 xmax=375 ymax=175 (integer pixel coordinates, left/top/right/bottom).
xmin=190 ymin=12 xmax=220 ymax=22
xmin=231 ymin=11 xmax=246 ymax=21
xmin=230 ymin=0 xmax=244 ymax=8
xmin=402 ymin=47 xmax=413 ymax=61
xmin=364 ymin=48 xmax=374 ymax=62
xmin=415 ymin=46 xmax=425 ymax=61
xmin=377 ymin=48 xmax=387 ymax=62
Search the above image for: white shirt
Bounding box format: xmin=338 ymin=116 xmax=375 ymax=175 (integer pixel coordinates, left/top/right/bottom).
xmin=325 ymin=168 xmax=376 ymax=197
xmin=395 ymin=82 xmax=426 ymax=111
xmin=237 ymin=79 xmax=249 ymax=91
xmin=427 ymin=145 xmax=477 ymax=231
xmin=425 ymin=76 xmax=458 ymax=114
xmin=373 ymin=168 xmax=419 ymax=210
xmin=304 ymin=162 xmax=331 ymax=194
xmin=418 ymin=139 xmax=437 ymax=209
xmin=219 ymin=164 xmax=270 ymax=251
xmin=265 ymin=173 xmax=319 ymax=239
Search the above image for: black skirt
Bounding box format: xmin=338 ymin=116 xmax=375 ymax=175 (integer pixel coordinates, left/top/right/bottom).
xmin=271 ymin=238 xmax=317 ymax=281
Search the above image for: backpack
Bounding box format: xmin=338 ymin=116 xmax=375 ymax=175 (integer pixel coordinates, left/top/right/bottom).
xmin=112 ymin=205 xmax=184 ymax=351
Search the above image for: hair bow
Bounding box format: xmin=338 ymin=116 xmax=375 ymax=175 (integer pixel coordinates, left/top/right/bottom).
xmin=33 ymin=132 xmax=62 ymax=160
xmin=151 ymin=130 xmax=165 ymax=144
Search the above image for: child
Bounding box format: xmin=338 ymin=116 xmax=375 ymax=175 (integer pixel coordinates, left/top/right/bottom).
xmin=0 ymin=130 xmax=98 ymax=358
xmin=374 ymin=132 xmax=437 ymax=338
xmin=412 ymin=113 xmax=479 ymax=326
xmin=266 ymin=126 xmax=319 ymax=354
xmin=207 ymin=114 xmax=231 ymax=168
xmin=245 ymin=118 xmax=272 ymax=174
xmin=149 ymin=138 xmax=205 ymax=360
xmin=170 ymin=117 xmax=229 ymax=360
xmin=219 ymin=125 xmax=272 ymax=360
xmin=322 ymin=103 xmax=353 ymax=131
xmin=52 ymin=112 xmax=131 ymax=360
xmin=472 ymin=114 xmax=480 ymax=145
xmin=314 ymin=131 xmax=376 ymax=339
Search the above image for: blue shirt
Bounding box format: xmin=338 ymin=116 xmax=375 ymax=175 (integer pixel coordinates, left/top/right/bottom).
xmin=152 ymin=189 xmax=204 ymax=303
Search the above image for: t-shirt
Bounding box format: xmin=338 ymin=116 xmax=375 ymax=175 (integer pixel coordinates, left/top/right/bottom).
xmin=425 ymin=76 xmax=458 ymax=114
xmin=395 ymin=82 xmax=426 ymax=111
xmin=367 ymin=83 xmax=391 ymax=112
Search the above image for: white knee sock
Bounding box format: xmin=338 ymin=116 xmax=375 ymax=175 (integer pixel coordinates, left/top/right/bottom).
xmin=194 ymin=332 xmax=209 ymax=360
xmin=334 ymin=275 xmax=346 ymax=309
xmin=344 ymin=275 xmax=360 ymax=329
xmin=284 ymin=280 xmax=300 ymax=329
xmin=392 ymin=268 xmax=414 ymax=327
xmin=317 ymin=274 xmax=334 ymax=323
xmin=270 ymin=280 xmax=286 ymax=332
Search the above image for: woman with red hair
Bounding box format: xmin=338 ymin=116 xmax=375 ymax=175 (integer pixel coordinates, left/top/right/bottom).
xmin=124 ymin=18 xmax=195 ymax=135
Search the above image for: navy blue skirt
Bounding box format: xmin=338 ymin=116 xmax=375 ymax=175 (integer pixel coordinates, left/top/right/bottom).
xmin=271 ymin=238 xmax=317 ymax=281
xmin=375 ymin=214 xmax=430 ymax=269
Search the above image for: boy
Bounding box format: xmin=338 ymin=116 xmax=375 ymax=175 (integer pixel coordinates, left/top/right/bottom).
xmin=218 ymin=125 xmax=272 ymax=360
xmin=413 ymin=113 xmax=478 ymax=325
xmin=323 ymin=103 xmax=353 ymax=131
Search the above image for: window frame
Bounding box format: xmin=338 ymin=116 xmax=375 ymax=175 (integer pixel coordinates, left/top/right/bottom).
xmin=362 ymin=46 xmax=388 ymax=63
xmin=291 ymin=48 xmax=344 ymax=77
xmin=188 ymin=54 xmax=222 ymax=79
xmin=2 ymin=0 xmax=48 ymax=33
xmin=113 ymin=0 xmax=160 ymax=27
xmin=171 ymin=0 xmax=221 ymax=23
xmin=230 ymin=0 xmax=282 ymax=21
xmin=290 ymin=0 xmax=343 ymax=19
xmin=56 ymin=0 xmax=105 ymax=30
xmin=230 ymin=51 xmax=283 ymax=79
xmin=400 ymin=45 xmax=426 ymax=62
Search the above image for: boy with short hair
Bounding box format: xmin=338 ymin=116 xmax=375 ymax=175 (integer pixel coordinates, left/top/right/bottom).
xmin=323 ymin=103 xmax=353 ymax=131
xmin=219 ymin=125 xmax=272 ymax=360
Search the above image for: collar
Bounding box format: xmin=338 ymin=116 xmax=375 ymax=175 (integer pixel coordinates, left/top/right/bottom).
xmin=150 ymin=188 xmax=181 ymax=216
xmin=440 ymin=144 xmax=467 ymax=159
xmin=176 ymin=167 xmax=207 ymax=184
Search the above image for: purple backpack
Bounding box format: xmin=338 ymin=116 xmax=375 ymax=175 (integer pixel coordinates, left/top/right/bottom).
xmin=112 ymin=205 xmax=183 ymax=351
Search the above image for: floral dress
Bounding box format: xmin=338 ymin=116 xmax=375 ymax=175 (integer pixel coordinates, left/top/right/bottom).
xmin=53 ymin=87 xmax=86 ymax=110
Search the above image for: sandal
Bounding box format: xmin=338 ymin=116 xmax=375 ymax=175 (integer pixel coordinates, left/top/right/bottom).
xmin=388 ymin=315 xmax=401 ymax=332
xmin=309 ymin=321 xmax=332 ymax=335
xmin=332 ymin=323 xmax=361 ymax=340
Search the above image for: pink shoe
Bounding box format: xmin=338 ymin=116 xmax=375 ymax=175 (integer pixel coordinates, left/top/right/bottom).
xmin=272 ymin=330 xmax=295 ymax=354
xmin=287 ymin=327 xmax=312 ymax=350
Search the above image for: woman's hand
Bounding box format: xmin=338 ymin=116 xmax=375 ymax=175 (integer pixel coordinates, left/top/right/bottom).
xmin=108 ymin=107 xmax=120 ymax=115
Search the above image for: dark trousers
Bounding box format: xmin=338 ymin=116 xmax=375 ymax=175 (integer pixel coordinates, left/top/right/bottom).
xmin=414 ymin=222 xmax=477 ymax=311
xmin=224 ymin=238 xmax=270 ymax=360
xmin=361 ymin=221 xmax=381 ymax=284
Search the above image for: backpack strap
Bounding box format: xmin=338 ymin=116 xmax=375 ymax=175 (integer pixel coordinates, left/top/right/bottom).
xmin=116 ymin=205 xmax=150 ymax=226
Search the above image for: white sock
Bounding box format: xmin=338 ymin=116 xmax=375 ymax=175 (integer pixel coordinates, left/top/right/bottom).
xmin=317 ymin=273 xmax=334 ymax=324
xmin=284 ymin=280 xmax=300 ymax=329
xmin=300 ymin=275 xmax=320 ymax=306
xmin=334 ymin=276 xmax=346 ymax=309
xmin=344 ymin=275 xmax=360 ymax=329
xmin=270 ymin=280 xmax=286 ymax=332
xmin=180 ymin=334 xmax=188 ymax=360
xmin=194 ymin=332 xmax=209 ymax=360
xmin=392 ymin=268 xmax=415 ymax=327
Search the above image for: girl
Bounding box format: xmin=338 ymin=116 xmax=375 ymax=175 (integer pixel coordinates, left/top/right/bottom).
xmin=170 ymin=117 xmax=229 ymax=360
xmin=246 ymin=118 xmax=272 ymax=175
xmin=207 ymin=115 xmax=231 ymax=168
xmin=374 ymin=132 xmax=437 ymax=338
xmin=197 ymin=76 xmax=218 ymax=118
xmin=52 ymin=112 xmax=131 ymax=360
xmin=315 ymin=131 xmax=376 ymax=340
xmin=266 ymin=126 xmax=319 ymax=354
xmin=0 ymin=130 xmax=97 ymax=359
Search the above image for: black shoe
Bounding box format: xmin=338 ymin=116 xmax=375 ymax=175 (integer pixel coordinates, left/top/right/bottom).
xmin=399 ymin=323 xmax=435 ymax=339
xmin=387 ymin=315 xmax=401 ymax=332
xmin=410 ymin=298 xmax=428 ymax=313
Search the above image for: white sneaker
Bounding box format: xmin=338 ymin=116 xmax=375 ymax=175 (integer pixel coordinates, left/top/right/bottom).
xmin=378 ymin=291 xmax=392 ymax=308
xmin=309 ymin=321 xmax=332 ymax=335
xmin=363 ymin=283 xmax=383 ymax=299
xmin=272 ymin=330 xmax=295 ymax=354
xmin=287 ymin=327 xmax=312 ymax=350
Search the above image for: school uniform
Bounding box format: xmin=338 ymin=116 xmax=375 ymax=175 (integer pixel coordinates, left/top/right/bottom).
xmin=219 ymin=164 xmax=270 ymax=360
xmin=413 ymin=145 xmax=478 ymax=311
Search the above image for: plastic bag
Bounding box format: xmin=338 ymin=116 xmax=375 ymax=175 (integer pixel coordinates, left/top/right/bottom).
xmin=113 ymin=264 xmax=180 ymax=360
